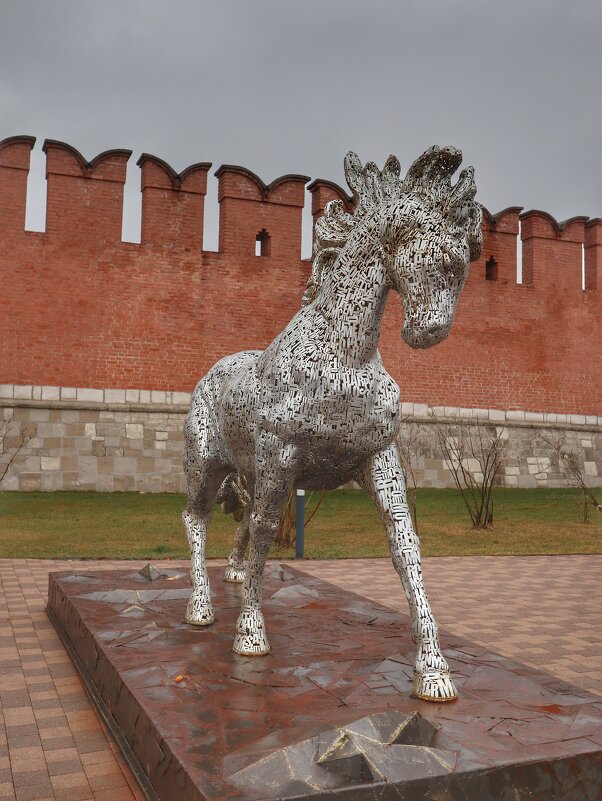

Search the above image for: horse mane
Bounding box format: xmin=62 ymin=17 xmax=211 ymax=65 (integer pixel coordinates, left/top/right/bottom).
xmin=302 ymin=146 xmax=482 ymax=306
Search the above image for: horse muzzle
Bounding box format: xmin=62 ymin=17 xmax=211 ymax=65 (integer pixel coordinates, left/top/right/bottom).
xmin=401 ymin=319 xmax=452 ymax=349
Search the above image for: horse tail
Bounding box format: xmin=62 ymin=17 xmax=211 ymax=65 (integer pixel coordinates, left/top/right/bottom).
xmin=216 ymin=472 xmax=249 ymax=522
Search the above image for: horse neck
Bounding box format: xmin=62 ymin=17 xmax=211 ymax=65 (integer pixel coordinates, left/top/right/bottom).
xmin=311 ymin=234 xmax=391 ymax=366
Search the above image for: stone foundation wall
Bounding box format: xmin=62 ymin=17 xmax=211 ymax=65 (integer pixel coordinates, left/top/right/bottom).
xmin=1 ymin=385 xmax=601 ymax=492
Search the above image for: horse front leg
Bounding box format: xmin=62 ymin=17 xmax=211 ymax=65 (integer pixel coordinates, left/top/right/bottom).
xmin=360 ymin=444 xmax=458 ymax=702
xmin=232 ymin=438 xmax=295 ymax=656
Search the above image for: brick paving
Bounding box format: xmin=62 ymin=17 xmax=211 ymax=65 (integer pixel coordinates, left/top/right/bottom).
xmin=0 ymin=554 xmax=600 ymax=799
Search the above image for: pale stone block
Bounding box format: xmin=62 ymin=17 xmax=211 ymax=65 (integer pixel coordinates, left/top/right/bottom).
xmin=151 ymin=391 xmax=166 ymax=404
xmin=504 ymin=475 xmax=518 ymax=487
xmin=41 ymin=456 xmax=61 ymax=471
xmin=77 ymin=388 xmax=104 ymax=403
xmin=29 ymin=409 xmax=49 ymax=422
xmin=488 ymin=409 xmax=506 ymax=421
xmin=570 ymin=414 xmax=586 ymax=425
xmin=505 ymin=466 xmax=520 ymax=476
xmin=155 ymin=440 xmax=167 ymax=450
xmin=580 ymin=439 xmax=593 ymax=449
xmin=114 ymin=456 xmax=137 ymax=476
xmin=84 ymin=423 xmax=96 ymax=438
xmin=41 ymin=386 xmax=60 ymax=401
xmin=586 ymin=416 xmax=597 ymax=426
xmin=525 ymin=412 xmax=544 ymax=422
xmin=32 ymin=385 xmax=42 ymax=399
xmin=400 ymin=402 xmax=414 ymax=415
xmin=140 ymin=390 xmax=151 ymax=403
xmin=413 ymin=403 xmax=428 ymax=417
xmin=24 ymin=455 xmax=41 ymax=472
xmin=462 ymin=458 xmax=481 ymax=475
xmin=96 ymin=422 xmax=124 ymax=438
xmin=444 ymin=406 xmax=459 ymax=417
xmin=13 ymin=385 xmax=33 ymax=399
xmin=155 ymin=431 xmax=168 ymax=440
xmin=2 ymin=475 xmax=19 ymax=490
xmin=555 ymin=414 xmax=568 ymax=423
xmin=172 ymin=392 xmax=192 ymax=405
xmin=495 ymin=426 xmax=509 ymax=440
xmin=0 ymin=384 xmax=14 ymax=398
xmin=126 ymin=424 xmax=144 ymax=439
xmin=474 ymin=408 xmax=489 ymax=419
xmin=105 ymin=389 xmax=126 ymax=404
xmin=41 ymin=471 xmax=65 ymax=491
xmin=430 ymin=406 xmax=446 ymax=417
xmin=544 ymin=413 xmax=557 ymax=423
xmin=126 ymin=389 xmax=140 ymax=403
xmin=584 ymin=461 xmax=598 ymax=476
xmin=506 ymin=411 xmax=525 ymax=422
xmin=61 ymin=387 xmax=77 ymax=400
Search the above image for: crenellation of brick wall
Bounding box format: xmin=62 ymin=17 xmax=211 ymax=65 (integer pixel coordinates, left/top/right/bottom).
xmin=0 ymin=136 xmax=600 ymax=418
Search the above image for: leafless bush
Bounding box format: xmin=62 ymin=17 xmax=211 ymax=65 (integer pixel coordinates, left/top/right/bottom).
xmin=274 ymin=489 xmax=325 ymax=547
xmin=430 ymin=412 xmax=506 ymax=528
xmin=0 ymin=419 xmax=32 ymax=487
xmin=396 ymin=418 xmax=426 ymax=534
xmin=541 ymin=433 xmax=601 ymax=523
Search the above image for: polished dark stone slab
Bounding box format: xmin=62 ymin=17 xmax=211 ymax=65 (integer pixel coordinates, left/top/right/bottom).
xmin=47 ymin=564 xmax=602 ymax=801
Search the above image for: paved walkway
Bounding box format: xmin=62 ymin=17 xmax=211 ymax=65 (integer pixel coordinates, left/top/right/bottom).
xmin=0 ymin=555 xmax=600 ymax=800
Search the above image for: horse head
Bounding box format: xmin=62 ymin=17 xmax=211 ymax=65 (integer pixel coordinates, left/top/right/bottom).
xmin=344 ymin=146 xmax=482 ymax=349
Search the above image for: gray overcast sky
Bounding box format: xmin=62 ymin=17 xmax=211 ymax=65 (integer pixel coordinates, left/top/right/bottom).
xmin=1 ymin=0 xmax=601 ymax=250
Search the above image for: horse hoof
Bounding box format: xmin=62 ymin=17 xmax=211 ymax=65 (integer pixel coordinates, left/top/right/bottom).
xmin=185 ymin=597 xmax=214 ymax=626
xmin=232 ymin=633 xmax=270 ymax=656
xmin=232 ymin=607 xmax=270 ymax=655
xmin=412 ymin=669 xmax=458 ymax=702
xmin=224 ymin=565 xmax=245 ymax=583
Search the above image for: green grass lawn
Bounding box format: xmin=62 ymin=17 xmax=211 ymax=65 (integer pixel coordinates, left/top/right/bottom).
xmin=0 ymin=488 xmax=600 ymax=559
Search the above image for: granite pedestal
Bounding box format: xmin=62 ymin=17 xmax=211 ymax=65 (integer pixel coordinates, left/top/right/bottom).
xmin=47 ymin=564 xmax=602 ymax=800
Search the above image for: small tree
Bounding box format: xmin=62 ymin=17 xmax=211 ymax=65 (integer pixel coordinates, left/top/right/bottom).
xmin=396 ymin=418 xmax=425 ymax=534
xmin=430 ymin=411 xmax=506 ymax=528
xmin=541 ymin=433 xmax=601 ymax=523
xmin=0 ymin=418 xmax=32 ymax=488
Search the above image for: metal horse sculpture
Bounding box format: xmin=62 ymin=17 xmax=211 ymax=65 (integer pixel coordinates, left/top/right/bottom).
xmin=183 ymin=146 xmax=482 ymax=702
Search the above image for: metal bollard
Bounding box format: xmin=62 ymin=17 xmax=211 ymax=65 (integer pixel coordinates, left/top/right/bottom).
xmin=295 ymin=489 xmax=305 ymax=559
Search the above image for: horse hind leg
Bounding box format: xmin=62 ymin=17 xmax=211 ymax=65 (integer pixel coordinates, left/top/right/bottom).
xmin=224 ymin=516 xmax=250 ymax=583
xmin=218 ymin=473 xmax=251 ymax=583
xmin=183 ymin=501 xmax=217 ymax=626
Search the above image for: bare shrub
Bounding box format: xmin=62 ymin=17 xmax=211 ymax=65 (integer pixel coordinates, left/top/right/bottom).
xmin=0 ymin=418 xmax=32 ymax=487
xmin=541 ymin=433 xmax=601 ymax=523
xmin=430 ymin=412 xmax=506 ymax=528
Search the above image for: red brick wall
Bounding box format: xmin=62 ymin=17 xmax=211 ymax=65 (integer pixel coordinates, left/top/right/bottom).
xmin=1 ymin=137 xmax=600 ymax=415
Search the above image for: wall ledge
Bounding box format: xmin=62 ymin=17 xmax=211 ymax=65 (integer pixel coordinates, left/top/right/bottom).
xmin=1 ymin=385 xmax=600 ymax=431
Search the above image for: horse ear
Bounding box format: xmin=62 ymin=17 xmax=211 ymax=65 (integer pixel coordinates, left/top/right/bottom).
xmin=344 ymin=151 xmax=364 ymax=197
